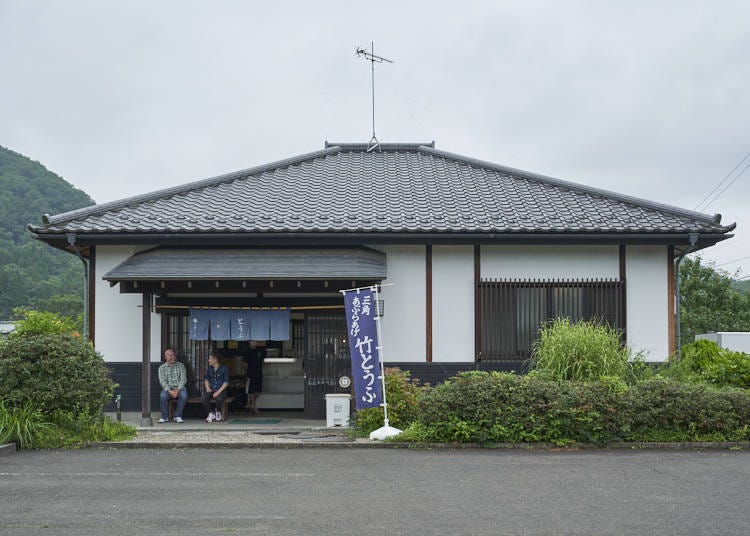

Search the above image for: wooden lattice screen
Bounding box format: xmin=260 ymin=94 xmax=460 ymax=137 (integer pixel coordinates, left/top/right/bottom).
xmin=479 ymin=278 xmax=625 ymax=362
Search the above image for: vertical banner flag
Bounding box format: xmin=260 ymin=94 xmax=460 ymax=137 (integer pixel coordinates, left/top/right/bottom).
xmin=343 ymin=288 xmax=383 ymax=410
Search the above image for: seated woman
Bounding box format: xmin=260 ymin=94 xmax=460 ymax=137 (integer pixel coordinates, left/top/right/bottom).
xmin=202 ymin=352 xmax=229 ymax=422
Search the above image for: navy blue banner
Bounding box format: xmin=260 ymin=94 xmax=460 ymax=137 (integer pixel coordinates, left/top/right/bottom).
xmin=230 ymin=311 xmax=252 ymax=341
xmin=188 ymin=308 xmax=210 ymax=340
xmin=343 ymin=288 xmax=383 ymax=410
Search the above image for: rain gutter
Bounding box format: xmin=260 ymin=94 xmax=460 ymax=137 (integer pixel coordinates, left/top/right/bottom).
xmin=66 ymin=233 xmax=89 ymax=341
xmin=674 ymin=232 xmax=700 ymax=358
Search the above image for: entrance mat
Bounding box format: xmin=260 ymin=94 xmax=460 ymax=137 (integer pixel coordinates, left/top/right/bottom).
xmin=228 ymin=418 xmax=281 ymax=424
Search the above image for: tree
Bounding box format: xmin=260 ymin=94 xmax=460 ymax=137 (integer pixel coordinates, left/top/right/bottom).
xmin=679 ymin=257 xmax=750 ymax=343
xmin=0 ymin=145 xmax=93 ymax=318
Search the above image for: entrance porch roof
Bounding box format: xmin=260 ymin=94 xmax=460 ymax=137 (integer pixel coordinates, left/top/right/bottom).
xmin=103 ymin=247 xmax=387 ymax=282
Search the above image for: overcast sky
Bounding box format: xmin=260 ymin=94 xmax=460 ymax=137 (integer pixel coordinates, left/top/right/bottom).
xmin=1 ymin=1 xmax=748 ymax=276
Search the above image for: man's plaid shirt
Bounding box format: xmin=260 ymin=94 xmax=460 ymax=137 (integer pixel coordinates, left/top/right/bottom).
xmin=158 ymin=361 xmax=187 ymax=390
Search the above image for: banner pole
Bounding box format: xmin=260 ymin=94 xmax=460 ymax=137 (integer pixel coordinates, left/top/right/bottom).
xmin=340 ymin=283 xmax=402 ymax=440
xmin=372 ymin=285 xmax=389 ymax=428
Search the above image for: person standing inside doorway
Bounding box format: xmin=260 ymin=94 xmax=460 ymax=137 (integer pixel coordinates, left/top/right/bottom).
xmin=243 ymin=341 xmax=265 ymax=414
xmin=158 ymin=348 xmax=188 ymax=423
xmin=202 ymin=352 xmax=230 ymax=422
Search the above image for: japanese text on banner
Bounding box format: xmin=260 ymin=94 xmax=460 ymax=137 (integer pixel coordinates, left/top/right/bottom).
xmin=342 ymin=288 xmax=383 ymax=410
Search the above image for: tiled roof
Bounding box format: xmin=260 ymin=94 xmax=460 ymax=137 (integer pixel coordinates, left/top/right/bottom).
xmin=32 ymin=143 xmax=733 ymax=236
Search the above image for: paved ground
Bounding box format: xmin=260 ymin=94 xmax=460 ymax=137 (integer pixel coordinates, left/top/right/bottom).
xmin=110 ymin=410 xmax=365 ymax=446
xmin=1 ymin=447 xmax=749 ymax=535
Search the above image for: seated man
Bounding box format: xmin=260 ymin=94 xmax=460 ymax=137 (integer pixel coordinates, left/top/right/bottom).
xmin=202 ymin=351 xmax=230 ymax=422
xmin=158 ymin=348 xmax=188 ymax=423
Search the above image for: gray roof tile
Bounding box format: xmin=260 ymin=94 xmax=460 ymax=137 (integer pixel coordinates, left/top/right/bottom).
xmin=104 ymin=247 xmax=386 ymax=280
xmin=33 ymin=143 xmax=732 ymax=236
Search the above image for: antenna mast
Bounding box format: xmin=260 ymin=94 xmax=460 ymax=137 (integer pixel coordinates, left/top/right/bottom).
xmin=356 ymin=42 xmax=393 ymax=152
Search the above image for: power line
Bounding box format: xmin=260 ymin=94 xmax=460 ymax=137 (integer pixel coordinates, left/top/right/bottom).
xmin=716 ymin=254 xmax=750 ymax=267
xmin=702 ymin=163 xmax=750 ymax=211
xmin=695 ymin=149 xmax=750 ymax=212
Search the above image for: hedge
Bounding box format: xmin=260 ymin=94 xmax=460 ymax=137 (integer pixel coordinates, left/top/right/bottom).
xmin=398 ymin=372 xmax=750 ymax=445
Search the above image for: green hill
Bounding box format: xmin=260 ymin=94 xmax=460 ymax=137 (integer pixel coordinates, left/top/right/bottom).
xmin=0 ymin=145 xmax=94 ymax=318
xmin=734 ymin=279 xmax=750 ymax=293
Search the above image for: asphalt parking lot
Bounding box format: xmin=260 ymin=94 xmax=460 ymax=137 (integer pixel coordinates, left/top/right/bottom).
xmin=1 ymin=448 xmax=749 ymax=535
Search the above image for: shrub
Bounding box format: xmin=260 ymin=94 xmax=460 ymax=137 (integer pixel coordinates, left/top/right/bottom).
xmin=0 ymin=400 xmax=54 ymax=449
xmin=11 ymin=309 xmax=80 ymax=337
xmin=407 ymin=372 xmax=750 ymax=445
xmin=621 ymin=379 xmax=750 ymax=441
xmin=0 ymin=333 xmax=115 ymax=416
xmin=416 ymin=372 xmax=623 ymax=445
xmin=34 ymin=411 xmax=136 ymax=449
xmin=351 ymin=367 xmax=426 ymax=435
xmin=665 ymin=340 xmax=750 ymax=389
xmin=531 ymin=318 xmax=632 ymax=382
xmin=0 ymin=401 xmax=136 ymax=449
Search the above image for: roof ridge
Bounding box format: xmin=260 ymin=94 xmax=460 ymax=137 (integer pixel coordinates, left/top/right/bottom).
xmin=418 ymin=146 xmax=725 ymax=227
xmin=324 ymin=141 xmax=434 ymax=151
xmin=42 ymin=146 xmax=342 ymax=226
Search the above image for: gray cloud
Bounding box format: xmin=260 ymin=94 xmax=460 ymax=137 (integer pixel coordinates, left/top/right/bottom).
xmin=1 ymin=0 xmax=748 ymax=274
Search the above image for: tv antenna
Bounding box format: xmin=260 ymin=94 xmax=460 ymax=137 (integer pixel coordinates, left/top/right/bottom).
xmin=356 ymin=42 xmax=393 ymax=152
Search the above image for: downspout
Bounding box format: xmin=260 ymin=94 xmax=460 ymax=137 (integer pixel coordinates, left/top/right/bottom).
xmin=66 ymin=233 xmax=89 ymax=341
xmin=674 ymin=232 xmax=699 ymax=358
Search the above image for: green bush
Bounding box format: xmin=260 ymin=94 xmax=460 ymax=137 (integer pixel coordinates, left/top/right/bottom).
xmin=34 ymin=411 xmax=136 ymax=449
xmin=407 ymin=371 xmax=750 ymax=445
xmin=621 ymin=379 xmax=750 ymax=441
xmin=0 ymin=401 xmax=136 ymax=449
xmin=0 ymin=333 xmax=115 ymax=416
xmin=0 ymin=400 xmax=54 ymax=449
xmin=351 ymin=367 xmax=425 ymax=435
xmin=531 ymin=318 xmax=633 ymax=382
xmin=416 ymin=372 xmax=623 ymax=445
xmin=664 ymin=340 xmax=750 ymax=389
xmin=11 ymin=309 xmax=80 ymax=337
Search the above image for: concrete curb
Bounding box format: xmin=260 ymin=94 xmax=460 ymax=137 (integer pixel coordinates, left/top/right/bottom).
xmin=0 ymin=443 xmax=17 ymax=456
xmin=88 ymin=440 xmax=750 ymax=451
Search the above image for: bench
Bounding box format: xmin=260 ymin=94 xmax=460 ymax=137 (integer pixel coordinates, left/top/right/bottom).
xmin=168 ymin=396 xmax=234 ymax=423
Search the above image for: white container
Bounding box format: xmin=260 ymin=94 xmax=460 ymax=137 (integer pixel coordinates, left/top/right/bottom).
xmin=324 ymin=394 xmax=351 ymax=427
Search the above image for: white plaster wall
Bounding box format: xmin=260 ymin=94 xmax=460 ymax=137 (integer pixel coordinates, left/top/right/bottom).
xmin=432 ymin=246 xmax=475 ymax=362
xmin=373 ymin=245 xmax=426 ymax=362
xmin=95 ymin=246 xmax=161 ymax=363
xmin=481 ymin=245 xmax=619 ymax=279
xmin=626 ymin=246 xmax=669 ymax=361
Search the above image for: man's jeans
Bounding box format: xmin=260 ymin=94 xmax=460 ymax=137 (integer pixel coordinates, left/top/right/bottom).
xmin=160 ymin=387 xmax=188 ymax=420
xmin=201 ymin=391 xmax=227 ymax=415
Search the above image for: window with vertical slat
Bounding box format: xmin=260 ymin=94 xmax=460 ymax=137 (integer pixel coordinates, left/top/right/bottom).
xmin=479 ymin=279 xmax=625 ymax=362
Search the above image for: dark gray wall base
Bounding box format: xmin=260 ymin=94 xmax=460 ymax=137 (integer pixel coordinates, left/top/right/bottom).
xmin=105 ymin=362 xmax=162 ymax=412
xmin=106 ymin=361 xmax=525 ymax=413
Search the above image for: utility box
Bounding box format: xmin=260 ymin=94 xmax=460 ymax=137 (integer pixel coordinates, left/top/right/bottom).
xmin=695 ymin=332 xmax=750 ymax=354
xmin=324 ymin=393 xmax=351 ymax=427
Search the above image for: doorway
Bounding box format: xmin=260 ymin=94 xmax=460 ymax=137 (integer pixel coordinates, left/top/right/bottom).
xmin=303 ymin=311 xmax=351 ymax=419
xmin=161 ymin=307 xmax=352 ymax=419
